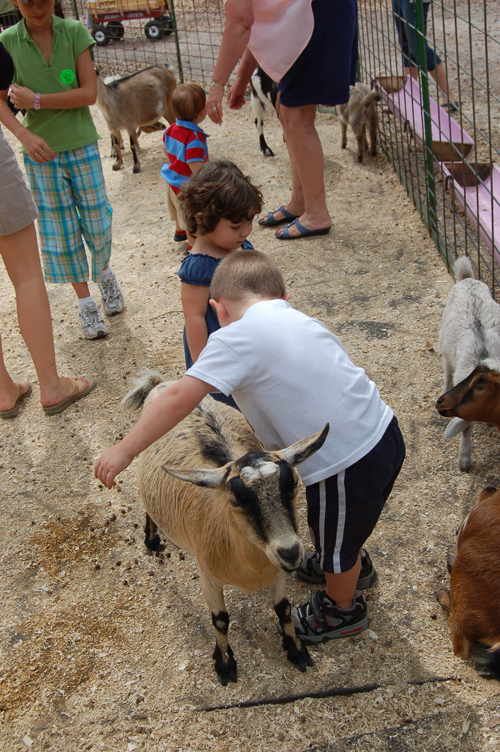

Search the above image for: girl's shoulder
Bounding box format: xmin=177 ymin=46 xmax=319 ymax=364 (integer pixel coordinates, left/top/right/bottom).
xmin=178 ymin=253 xmax=221 ymax=286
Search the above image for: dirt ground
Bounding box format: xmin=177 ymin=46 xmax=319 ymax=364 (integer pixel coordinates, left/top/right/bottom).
xmin=1 ymin=102 xmax=500 ymax=752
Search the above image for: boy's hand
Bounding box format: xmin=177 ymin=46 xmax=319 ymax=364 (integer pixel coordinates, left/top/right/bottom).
xmin=94 ymin=444 xmax=134 ymax=488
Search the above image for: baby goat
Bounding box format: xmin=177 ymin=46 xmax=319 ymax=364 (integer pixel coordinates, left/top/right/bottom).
xmin=250 ymin=66 xmax=279 ymax=157
xmin=437 ymin=486 xmax=500 ymax=679
xmin=124 ymin=372 xmax=328 ymax=685
xmin=338 ymin=82 xmax=381 ymax=163
xmin=96 ymin=66 xmax=176 ymax=173
xmin=437 ymin=256 xmax=500 ymax=471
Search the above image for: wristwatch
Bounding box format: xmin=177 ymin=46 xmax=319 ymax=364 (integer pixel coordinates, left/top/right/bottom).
xmin=33 ymin=92 xmax=41 ymax=110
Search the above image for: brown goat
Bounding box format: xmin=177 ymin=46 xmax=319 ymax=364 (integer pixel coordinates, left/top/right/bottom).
xmin=437 ymin=486 xmax=500 ymax=679
xmin=436 ymin=364 xmax=500 ymax=440
xmin=338 ymin=83 xmax=381 ymax=163
xmin=96 ymin=66 xmax=176 ymax=173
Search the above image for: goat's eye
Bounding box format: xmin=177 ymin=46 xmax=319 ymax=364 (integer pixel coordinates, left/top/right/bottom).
xmin=474 ymin=383 xmax=485 ymax=392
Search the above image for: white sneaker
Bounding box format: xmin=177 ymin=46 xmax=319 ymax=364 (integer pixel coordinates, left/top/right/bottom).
xmin=98 ymin=271 xmax=125 ymax=315
xmin=79 ymin=302 xmax=108 ymax=340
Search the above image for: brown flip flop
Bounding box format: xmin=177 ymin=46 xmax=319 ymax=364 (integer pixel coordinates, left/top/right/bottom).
xmin=0 ymin=381 xmax=32 ymax=419
xmin=43 ymin=376 xmax=97 ymax=416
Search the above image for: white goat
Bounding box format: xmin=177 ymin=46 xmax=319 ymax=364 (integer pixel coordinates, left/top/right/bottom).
xmin=437 ymin=256 xmax=500 ymax=471
xmin=96 ymin=66 xmax=176 ymax=173
xmin=338 ymin=82 xmax=381 ymax=163
xmin=124 ymin=372 xmax=328 ymax=685
xmin=250 ymin=66 xmax=279 ymax=157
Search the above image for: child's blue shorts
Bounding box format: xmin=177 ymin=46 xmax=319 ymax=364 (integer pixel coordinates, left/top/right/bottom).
xmin=305 ymin=416 xmax=405 ymax=574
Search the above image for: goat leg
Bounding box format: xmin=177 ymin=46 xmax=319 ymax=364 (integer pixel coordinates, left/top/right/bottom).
xmin=112 ymin=131 xmax=123 ymax=171
xmin=341 ymin=121 xmax=348 ymax=150
xmin=129 ymin=130 xmax=141 ymax=174
xmin=270 ymin=576 xmax=313 ymax=672
xmin=200 ymin=575 xmax=237 ymax=685
xmin=369 ymin=111 xmax=379 ymax=156
xmin=355 ymin=129 xmax=365 ymax=163
xmin=144 ymin=512 xmax=164 ymax=553
xmin=459 ymin=425 xmax=472 ymax=472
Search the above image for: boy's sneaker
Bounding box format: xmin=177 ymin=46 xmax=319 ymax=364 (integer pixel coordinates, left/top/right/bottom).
xmin=98 ymin=271 xmax=125 ymax=315
xmin=297 ymin=549 xmax=377 ymax=589
xmin=288 ymin=589 xmax=368 ymax=644
xmin=79 ymin=302 xmax=108 ymax=340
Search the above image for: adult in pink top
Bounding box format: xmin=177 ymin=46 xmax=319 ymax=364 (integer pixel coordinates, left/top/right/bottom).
xmin=207 ymin=0 xmax=358 ymax=240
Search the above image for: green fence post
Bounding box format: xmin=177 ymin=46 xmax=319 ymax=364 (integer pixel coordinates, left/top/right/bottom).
xmin=169 ymin=0 xmax=184 ymax=83
xmin=414 ymin=0 xmax=439 ymax=253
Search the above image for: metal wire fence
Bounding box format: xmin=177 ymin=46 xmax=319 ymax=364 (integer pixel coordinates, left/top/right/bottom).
xmin=358 ymin=0 xmax=500 ymax=297
xmin=60 ymin=0 xmax=224 ymax=82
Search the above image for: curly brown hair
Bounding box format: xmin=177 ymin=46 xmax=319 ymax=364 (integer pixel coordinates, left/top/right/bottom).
xmin=178 ymin=159 xmax=263 ymax=236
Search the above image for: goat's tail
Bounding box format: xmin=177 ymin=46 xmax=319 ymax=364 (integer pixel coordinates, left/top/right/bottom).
xmin=455 ymin=256 xmax=474 ymax=282
xmin=122 ymin=370 xmax=166 ymax=409
xmin=472 ymin=641 xmax=500 ymax=680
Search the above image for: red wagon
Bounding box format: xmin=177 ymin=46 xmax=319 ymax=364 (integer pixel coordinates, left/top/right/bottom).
xmin=87 ymin=0 xmax=173 ymax=45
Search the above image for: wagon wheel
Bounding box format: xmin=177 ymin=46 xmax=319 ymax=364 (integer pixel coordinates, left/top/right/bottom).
xmin=92 ymin=24 xmax=110 ymax=46
xmin=144 ymin=19 xmax=164 ymax=40
xmin=160 ymin=13 xmax=173 ymax=36
xmin=106 ymin=21 xmax=125 ymax=39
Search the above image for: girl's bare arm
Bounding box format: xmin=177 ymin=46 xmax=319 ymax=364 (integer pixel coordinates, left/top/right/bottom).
xmin=0 ymin=90 xmax=55 ymax=161
xmin=181 ymin=282 xmax=211 ymax=362
xmin=8 ymin=48 xmax=97 ymax=111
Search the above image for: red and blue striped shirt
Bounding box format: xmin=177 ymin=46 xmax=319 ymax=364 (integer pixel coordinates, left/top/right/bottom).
xmin=161 ymin=119 xmax=209 ymax=194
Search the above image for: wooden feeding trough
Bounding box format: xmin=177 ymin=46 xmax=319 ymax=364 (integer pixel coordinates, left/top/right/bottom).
xmin=442 ymin=161 xmax=500 ymax=262
xmin=374 ymin=75 xmax=474 ymax=162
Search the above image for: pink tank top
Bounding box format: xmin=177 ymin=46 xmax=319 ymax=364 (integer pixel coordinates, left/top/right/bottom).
xmin=227 ymin=0 xmax=314 ymax=83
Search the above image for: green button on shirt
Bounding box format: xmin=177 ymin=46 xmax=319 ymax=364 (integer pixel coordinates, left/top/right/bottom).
xmin=0 ymin=16 xmax=100 ymax=153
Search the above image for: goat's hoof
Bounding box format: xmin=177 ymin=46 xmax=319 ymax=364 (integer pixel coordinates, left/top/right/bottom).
xmin=283 ymin=634 xmax=313 ymax=671
xmin=459 ymin=462 xmax=471 ymax=473
xmin=370 ymin=150 xmax=377 ymax=156
xmin=341 ymin=143 xmax=347 ymax=149
xmin=133 ymin=165 xmax=141 ymax=174
xmin=357 ymin=156 xmax=363 ymax=163
xmin=213 ymin=645 xmax=237 ymax=686
xmin=144 ymin=533 xmax=164 ymax=554
xmin=112 ymin=163 xmax=122 ymax=171
xmin=435 ymin=588 xmax=450 ymax=610
xmin=263 ymin=149 xmax=275 ymax=157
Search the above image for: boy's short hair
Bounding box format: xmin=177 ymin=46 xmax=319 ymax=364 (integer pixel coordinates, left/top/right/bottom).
xmin=179 ymin=159 xmax=263 ymax=236
xmin=172 ymin=83 xmax=206 ymax=122
xmin=210 ymin=249 xmax=286 ymax=301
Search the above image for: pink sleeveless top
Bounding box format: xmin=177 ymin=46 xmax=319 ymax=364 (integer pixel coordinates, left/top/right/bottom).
xmin=226 ymin=0 xmax=314 ymax=83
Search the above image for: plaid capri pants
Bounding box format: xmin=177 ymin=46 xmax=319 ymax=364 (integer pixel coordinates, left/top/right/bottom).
xmin=23 ymin=142 xmax=112 ymax=284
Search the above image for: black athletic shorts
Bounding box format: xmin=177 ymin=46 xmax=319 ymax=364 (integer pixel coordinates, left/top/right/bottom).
xmin=305 ymin=416 xmax=405 ymax=573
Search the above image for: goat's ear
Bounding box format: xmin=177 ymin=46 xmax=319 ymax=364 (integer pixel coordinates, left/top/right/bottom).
xmin=278 ymin=424 xmax=329 ymax=467
xmin=161 ymin=464 xmax=228 ymax=488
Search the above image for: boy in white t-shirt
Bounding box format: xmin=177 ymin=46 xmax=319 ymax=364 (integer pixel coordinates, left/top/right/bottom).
xmin=95 ymin=250 xmax=405 ymax=643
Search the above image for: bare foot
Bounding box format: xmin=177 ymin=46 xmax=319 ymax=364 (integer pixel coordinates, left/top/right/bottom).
xmin=40 ymin=376 xmax=91 ymax=408
xmin=0 ymin=379 xmax=31 ymax=413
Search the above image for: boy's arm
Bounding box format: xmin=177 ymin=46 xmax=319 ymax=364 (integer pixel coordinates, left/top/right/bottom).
xmin=0 ymin=91 xmax=55 ymax=161
xmin=94 ymin=375 xmax=213 ymax=488
xmin=189 ymin=160 xmax=204 ymax=174
xmin=181 ymin=283 xmax=210 ymax=362
xmin=8 ymin=48 xmax=97 ymax=111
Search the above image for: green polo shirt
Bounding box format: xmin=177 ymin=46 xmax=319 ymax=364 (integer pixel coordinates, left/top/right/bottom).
xmin=0 ymin=16 xmax=99 ymax=152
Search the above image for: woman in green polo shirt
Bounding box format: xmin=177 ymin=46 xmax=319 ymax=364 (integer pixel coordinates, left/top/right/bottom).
xmin=0 ymin=0 xmax=125 ymax=340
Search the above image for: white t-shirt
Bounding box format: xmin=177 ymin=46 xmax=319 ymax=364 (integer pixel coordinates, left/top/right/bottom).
xmin=187 ymin=300 xmax=393 ymax=485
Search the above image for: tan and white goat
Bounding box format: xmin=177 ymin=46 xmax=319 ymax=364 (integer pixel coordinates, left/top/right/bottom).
xmin=338 ymin=82 xmax=381 ymax=163
xmin=96 ymin=66 xmax=176 ymax=173
xmin=124 ymin=372 xmax=328 ymax=685
xmin=437 ymin=486 xmax=500 ymax=679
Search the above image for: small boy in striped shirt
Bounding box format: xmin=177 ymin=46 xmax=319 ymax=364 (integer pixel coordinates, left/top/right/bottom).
xmin=161 ymin=83 xmax=209 ymax=245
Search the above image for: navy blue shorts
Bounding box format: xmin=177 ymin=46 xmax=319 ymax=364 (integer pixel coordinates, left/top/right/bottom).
xmin=305 ymin=416 xmax=405 ymax=574
xmin=279 ymin=0 xmax=358 ymax=108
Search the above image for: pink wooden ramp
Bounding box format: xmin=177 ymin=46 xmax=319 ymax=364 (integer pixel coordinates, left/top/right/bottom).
xmin=374 ymin=75 xmax=474 ymax=162
xmin=442 ymin=161 xmax=500 ymax=263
